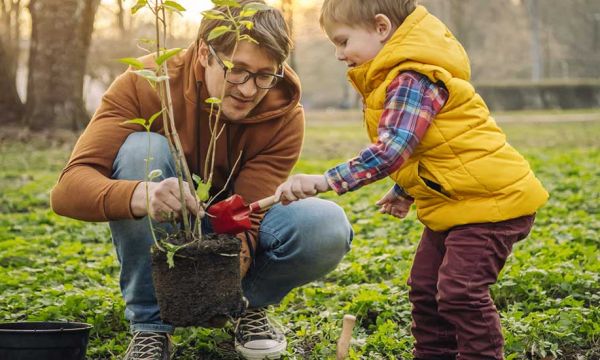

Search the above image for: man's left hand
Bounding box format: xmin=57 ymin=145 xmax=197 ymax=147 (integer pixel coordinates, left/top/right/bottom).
xmin=275 ymin=174 xmax=330 ymax=205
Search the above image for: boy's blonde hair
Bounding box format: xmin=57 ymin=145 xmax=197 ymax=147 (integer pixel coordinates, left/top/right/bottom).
xmin=320 ymin=0 xmax=417 ymax=30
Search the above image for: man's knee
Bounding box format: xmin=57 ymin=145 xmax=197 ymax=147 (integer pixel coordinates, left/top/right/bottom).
xmin=262 ymin=198 xmax=351 ymax=261
xmin=288 ymin=198 xmax=352 ymax=262
xmin=113 ymin=132 xmax=174 ymax=180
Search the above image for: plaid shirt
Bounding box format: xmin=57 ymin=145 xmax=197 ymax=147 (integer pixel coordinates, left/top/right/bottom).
xmin=325 ymin=71 xmax=449 ymax=197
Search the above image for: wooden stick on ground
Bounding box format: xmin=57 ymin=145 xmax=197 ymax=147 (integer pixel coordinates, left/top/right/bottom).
xmin=336 ymin=314 xmax=356 ymax=360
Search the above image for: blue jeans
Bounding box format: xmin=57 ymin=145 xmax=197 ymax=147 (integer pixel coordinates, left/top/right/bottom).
xmin=109 ymin=133 xmax=353 ymax=333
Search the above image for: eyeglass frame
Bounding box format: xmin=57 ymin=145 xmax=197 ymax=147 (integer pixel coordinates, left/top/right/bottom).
xmin=208 ymin=44 xmax=285 ymax=90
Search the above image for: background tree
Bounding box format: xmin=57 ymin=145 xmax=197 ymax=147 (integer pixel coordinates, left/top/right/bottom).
xmin=24 ymin=0 xmax=100 ymax=131
xmin=280 ymin=0 xmax=295 ymax=69
xmin=0 ymin=0 xmax=24 ymax=124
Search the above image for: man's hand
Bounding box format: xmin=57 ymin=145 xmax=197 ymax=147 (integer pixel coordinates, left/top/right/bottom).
xmin=130 ymin=177 xmax=203 ymax=222
xmin=375 ymin=187 xmax=413 ymax=219
xmin=274 ymin=174 xmax=330 ymax=205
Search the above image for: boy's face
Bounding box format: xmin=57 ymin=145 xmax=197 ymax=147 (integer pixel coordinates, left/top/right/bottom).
xmin=325 ymin=16 xmax=393 ymax=68
xmin=199 ymin=41 xmax=279 ymax=121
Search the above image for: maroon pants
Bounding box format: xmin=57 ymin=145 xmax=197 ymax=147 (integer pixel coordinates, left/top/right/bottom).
xmin=408 ymin=215 xmax=535 ymax=360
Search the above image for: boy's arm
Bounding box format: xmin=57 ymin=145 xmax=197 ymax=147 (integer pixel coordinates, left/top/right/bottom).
xmin=325 ymin=71 xmax=448 ymax=195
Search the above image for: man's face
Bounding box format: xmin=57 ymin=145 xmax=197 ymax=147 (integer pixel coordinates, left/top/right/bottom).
xmin=200 ymin=41 xmax=279 ymax=121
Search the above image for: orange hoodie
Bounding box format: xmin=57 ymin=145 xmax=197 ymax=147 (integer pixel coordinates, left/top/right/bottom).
xmin=51 ymin=42 xmax=304 ymax=254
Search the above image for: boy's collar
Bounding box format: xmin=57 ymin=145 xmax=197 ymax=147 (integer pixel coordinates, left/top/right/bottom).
xmin=347 ymin=59 xmax=374 ymax=95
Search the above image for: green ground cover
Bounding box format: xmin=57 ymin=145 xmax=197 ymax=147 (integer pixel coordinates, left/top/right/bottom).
xmin=0 ymin=119 xmax=598 ymax=359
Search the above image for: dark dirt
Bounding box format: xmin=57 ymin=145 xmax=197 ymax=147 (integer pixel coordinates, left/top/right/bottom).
xmin=151 ymin=233 xmax=246 ymax=327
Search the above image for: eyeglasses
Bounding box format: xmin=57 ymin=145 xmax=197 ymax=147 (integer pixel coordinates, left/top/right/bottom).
xmin=208 ymin=45 xmax=284 ymax=90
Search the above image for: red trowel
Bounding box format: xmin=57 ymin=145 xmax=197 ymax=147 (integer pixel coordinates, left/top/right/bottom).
xmin=208 ymin=194 xmax=278 ymax=234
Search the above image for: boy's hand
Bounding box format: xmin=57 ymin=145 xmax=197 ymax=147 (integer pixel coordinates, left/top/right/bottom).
xmin=275 ymin=174 xmax=330 ymax=205
xmin=376 ymin=187 xmax=413 ymax=219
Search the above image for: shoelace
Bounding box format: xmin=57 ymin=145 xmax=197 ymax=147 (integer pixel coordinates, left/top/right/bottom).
xmin=236 ymin=309 xmax=274 ymax=341
xmin=124 ymin=332 xmax=166 ymax=360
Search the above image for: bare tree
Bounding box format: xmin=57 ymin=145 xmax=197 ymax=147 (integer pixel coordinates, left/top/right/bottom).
xmin=281 ymin=0 xmax=296 ymax=69
xmin=525 ymin=0 xmax=543 ymax=80
xmin=116 ymin=0 xmax=126 ymax=34
xmin=0 ymin=0 xmax=24 ymax=124
xmin=24 ymin=0 xmax=100 ymax=131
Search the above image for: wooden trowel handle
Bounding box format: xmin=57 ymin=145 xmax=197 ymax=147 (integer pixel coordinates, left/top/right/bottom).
xmin=248 ymin=195 xmax=278 ymax=212
xmin=336 ymin=314 xmax=356 ymax=360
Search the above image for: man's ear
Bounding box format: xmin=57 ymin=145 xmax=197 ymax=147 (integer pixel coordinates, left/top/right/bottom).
xmin=373 ymin=14 xmax=394 ymax=42
xmin=198 ymin=41 xmax=209 ymax=67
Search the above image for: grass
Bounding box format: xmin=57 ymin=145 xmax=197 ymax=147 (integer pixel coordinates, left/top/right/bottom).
xmin=0 ymin=117 xmax=599 ymax=359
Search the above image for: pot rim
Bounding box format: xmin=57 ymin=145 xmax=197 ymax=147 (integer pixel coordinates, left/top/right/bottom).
xmin=0 ymin=321 xmax=93 ymax=333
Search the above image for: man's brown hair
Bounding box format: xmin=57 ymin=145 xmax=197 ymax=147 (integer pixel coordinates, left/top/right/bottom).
xmin=320 ymin=0 xmax=417 ymax=30
xmin=197 ymin=0 xmax=292 ymax=65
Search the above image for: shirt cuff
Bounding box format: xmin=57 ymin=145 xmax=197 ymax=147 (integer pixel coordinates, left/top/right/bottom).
xmin=392 ymin=184 xmax=413 ymax=200
xmin=324 ymin=163 xmax=359 ymax=195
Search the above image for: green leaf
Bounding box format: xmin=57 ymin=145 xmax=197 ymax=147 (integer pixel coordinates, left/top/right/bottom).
xmin=238 ymin=34 xmax=258 ymax=44
xmin=147 ymin=109 xmax=164 ymax=127
xmin=155 ymin=48 xmax=183 ymax=66
xmin=239 ymin=20 xmax=254 ymax=29
xmin=166 ymin=250 xmax=175 ymax=268
xmin=196 ymin=181 xmax=211 ymax=202
xmin=163 ymin=1 xmax=185 ymax=12
xmin=205 ymin=97 xmax=222 ymax=104
xmin=212 ymin=0 xmax=241 ymax=8
xmin=201 ymin=10 xmax=226 ymax=20
xmin=192 ymin=174 xmax=202 ymax=184
xmin=223 ymin=60 xmax=234 ymax=70
xmin=131 ymin=0 xmax=148 ymax=15
xmin=208 ymin=25 xmax=232 ymax=41
xmin=243 ymin=2 xmax=271 ymax=11
xmin=122 ymin=118 xmax=148 ymax=130
xmin=239 ymin=9 xmax=257 ymax=18
xmin=133 ymin=70 xmax=169 ymax=83
xmin=118 ymin=57 xmax=145 ymax=69
xmin=148 ymin=169 xmax=163 ymax=180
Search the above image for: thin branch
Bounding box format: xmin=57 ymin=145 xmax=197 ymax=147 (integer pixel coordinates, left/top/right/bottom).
xmin=206 ymin=150 xmax=243 ymax=207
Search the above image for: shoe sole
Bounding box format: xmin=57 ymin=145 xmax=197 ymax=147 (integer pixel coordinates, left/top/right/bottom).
xmin=234 ymin=339 xmax=287 ymax=360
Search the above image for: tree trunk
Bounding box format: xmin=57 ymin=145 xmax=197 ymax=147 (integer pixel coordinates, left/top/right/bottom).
xmin=25 ymin=0 xmax=100 ymax=131
xmin=116 ymin=0 xmax=126 ymax=34
xmin=0 ymin=39 xmax=23 ymax=124
xmin=281 ymin=0 xmax=295 ymax=69
xmin=0 ymin=0 xmax=24 ymax=124
xmin=525 ymin=0 xmax=543 ymax=81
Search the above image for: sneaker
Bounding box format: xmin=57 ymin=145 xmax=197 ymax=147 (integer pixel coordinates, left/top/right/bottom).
xmin=123 ymin=331 xmax=172 ymax=360
xmin=234 ymin=308 xmax=287 ymax=360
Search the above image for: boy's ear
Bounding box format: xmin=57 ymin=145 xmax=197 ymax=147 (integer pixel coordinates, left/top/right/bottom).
xmin=198 ymin=41 xmax=209 ymax=67
xmin=373 ymin=14 xmax=394 ymax=42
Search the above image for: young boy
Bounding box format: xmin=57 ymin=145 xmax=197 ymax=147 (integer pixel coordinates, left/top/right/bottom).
xmin=275 ymin=1 xmax=549 ymax=359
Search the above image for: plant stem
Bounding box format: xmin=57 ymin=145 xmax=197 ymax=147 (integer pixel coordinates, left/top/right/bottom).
xmin=145 ymin=129 xmax=164 ymax=252
xmin=205 ymin=29 xmax=240 ymax=187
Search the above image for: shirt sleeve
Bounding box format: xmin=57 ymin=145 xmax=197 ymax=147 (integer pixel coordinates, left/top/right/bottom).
xmin=325 ymin=71 xmax=449 ymax=195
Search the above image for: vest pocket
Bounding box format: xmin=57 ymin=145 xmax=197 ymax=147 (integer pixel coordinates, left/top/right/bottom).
xmin=417 ymin=175 xmax=456 ymax=202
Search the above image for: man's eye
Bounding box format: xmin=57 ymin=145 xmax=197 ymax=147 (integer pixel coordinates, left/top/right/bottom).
xmin=230 ymin=68 xmax=247 ymax=75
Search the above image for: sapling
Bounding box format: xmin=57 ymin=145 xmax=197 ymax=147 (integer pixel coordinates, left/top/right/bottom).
xmin=118 ymin=0 xmax=269 ymax=268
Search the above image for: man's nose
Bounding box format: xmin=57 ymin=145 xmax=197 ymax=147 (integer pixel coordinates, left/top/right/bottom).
xmin=237 ymin=78 xmax=258 ymax=98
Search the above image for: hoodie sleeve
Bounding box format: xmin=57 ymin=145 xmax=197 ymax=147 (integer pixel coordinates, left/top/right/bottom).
xmin=50 ymin=70 xmax=146 ymax=221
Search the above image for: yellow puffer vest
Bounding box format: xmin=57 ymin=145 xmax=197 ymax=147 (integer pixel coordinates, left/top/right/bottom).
xmin=348 ymin=6 xmax=548 ymax=231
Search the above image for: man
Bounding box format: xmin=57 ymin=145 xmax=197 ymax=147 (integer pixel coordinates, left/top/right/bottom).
xmin=50 ymin=1 xmax=353 ymax=359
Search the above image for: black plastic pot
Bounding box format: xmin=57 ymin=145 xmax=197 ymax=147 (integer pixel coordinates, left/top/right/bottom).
xmin=0 ymin=321 xmax=92 ymax=360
